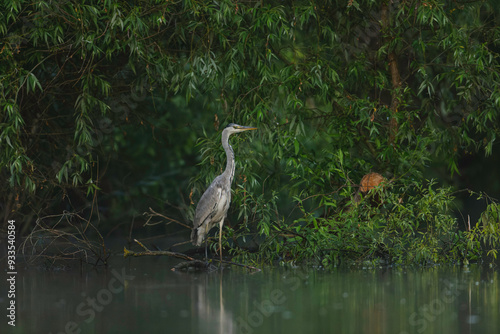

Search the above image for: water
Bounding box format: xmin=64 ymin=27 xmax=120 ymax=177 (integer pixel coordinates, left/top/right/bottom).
xmin=2 ymin=257 xmax=499 ymax=334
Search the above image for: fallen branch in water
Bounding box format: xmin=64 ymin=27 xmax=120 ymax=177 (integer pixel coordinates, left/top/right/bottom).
xmin=124 ymin=239 xmax=261 ymax=272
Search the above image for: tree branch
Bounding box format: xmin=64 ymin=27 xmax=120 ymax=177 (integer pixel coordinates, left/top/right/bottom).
xmin=124 ymin=239 xmax=261 ymax=272
xmin=381 ymin=1 xmax=402 ymax=142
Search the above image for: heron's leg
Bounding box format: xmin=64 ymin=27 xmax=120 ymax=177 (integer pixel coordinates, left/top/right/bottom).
xmin=219 ymin=219 xmax=224 ymax=263
xmin=204 ymin=237 xmax=208 ymax=261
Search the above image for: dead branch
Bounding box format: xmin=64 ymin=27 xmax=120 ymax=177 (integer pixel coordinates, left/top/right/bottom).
xmin=19 ymin=211 xmax=109 ymax=267
xmin=124 ymin=239 xmax=261 ymax=272
xmin=143 ymin=207 xmax=191 ymax=229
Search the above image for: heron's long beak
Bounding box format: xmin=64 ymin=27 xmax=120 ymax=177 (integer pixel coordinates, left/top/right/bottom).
xmin=236 ymin=125 xmax=257 ymax=131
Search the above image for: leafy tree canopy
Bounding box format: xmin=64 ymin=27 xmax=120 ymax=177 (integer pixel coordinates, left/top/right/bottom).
xmin=1 ymin=0 xmax=499 ymax=265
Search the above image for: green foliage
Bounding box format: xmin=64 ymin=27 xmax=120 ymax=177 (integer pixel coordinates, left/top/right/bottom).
xmin=466 ymin=201 xmax=500 ymax=261
xmin=229 ymin=181 xmax=500 ymax=267
xmin=1 ymin=1 xmax=500 ymax=266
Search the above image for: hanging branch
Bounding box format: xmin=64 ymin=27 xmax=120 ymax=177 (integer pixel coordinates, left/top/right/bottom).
xmin=124 ymin=239 xmax=261 ymax=272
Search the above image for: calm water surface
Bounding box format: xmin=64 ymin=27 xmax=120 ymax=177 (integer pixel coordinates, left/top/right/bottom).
xmin=2 ymin=257 xmax=499 ymax=334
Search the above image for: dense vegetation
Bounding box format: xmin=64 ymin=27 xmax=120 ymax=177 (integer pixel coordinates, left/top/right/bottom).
xmin=1 ymin=0 xmax=499 ymax=267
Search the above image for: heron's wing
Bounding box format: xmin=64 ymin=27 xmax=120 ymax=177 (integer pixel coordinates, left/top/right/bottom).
xmin=193 ymin=178 xmax=223 ymax=230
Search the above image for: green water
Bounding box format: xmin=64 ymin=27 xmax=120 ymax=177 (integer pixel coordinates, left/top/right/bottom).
xmin=3 ymin=257 xmax=499 ymax=334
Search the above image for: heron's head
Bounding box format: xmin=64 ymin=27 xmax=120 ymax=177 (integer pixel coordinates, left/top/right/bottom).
xmin=224 ymin=123 xmax=257 ymax=135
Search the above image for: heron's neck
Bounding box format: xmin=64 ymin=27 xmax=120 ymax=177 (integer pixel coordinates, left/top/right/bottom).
xmin=221 ymin=130 xmax=235 ymax=185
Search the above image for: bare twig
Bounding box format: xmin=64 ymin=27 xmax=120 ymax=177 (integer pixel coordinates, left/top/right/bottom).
xmin=143 ymin=207 xmax=191 ymax=229
xmin=19 ymin=211 xmax=109 ymax=267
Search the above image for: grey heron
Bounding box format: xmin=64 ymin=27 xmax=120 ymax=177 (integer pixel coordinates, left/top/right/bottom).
xmin=191 ymin=123 xmax=257 ymax=262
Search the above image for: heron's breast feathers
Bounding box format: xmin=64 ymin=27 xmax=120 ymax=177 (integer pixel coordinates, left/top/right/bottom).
xmin=191 ymin=181 xmax=231 ymax=245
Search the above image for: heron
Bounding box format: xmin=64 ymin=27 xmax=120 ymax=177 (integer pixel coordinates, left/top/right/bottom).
xmin=191 ymin=123 xmax=257 ymax=262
